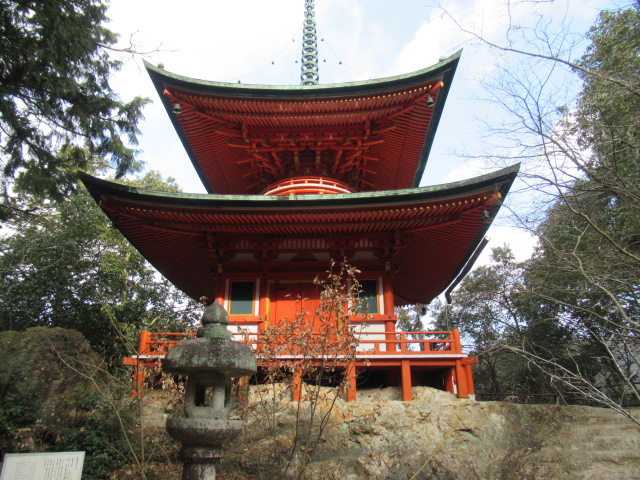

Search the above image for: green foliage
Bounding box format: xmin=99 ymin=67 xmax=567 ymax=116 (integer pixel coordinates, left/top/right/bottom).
xmin=0 ymin=172 xmax=199 ymax=369
xmin=436 ymin=241 xmax=634 ymax=398
xmin=567 ymin=2 xmax=640 ymax=252
xmin=395 ymin=304 xmax=427 ymax=352
xmin=576 ymin=1 xmax=640 ymax=170
xmin=396 ymin=304 xmax=425 ymax=333
xmin=53 ymin=390 xmax=129 ymax=478
xmin=0 ymin=390 xmax=40 ymax=439
xmin=0 ymin=0 xmax=149 ymax=218
xmin=0 ymin=327 xmax=160 ymax=479
xmin=430 ymin=246 xmax=579 ymax=394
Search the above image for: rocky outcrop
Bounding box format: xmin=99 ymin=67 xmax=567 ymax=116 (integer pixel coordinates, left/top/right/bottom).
xmin=0 ymin=328 xmax=106 ymax=451
xmin=142 ymin=384 xmax=640 ymax=479
xmin=215 ymin=385 xmax=639 ymax=480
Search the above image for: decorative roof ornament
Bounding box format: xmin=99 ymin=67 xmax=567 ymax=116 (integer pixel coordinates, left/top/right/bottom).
xmin=300 ymin=0 xmax=319 ymax=85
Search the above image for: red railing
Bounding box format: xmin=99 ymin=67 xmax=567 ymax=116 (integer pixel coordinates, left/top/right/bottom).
xmin=131 ymin=329 xmax=463 ymax=358
xmin=261 ymin=176 xmax=355 ymax=195
xmin=134 ymin=331 xmax=195 ymax=356
xmin=125 ymin=328 xmax=470 ymax=401
xmin=355 ymin=331 xmax=456 ymax=354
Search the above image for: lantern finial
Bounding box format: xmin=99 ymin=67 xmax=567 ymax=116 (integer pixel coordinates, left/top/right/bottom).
xmin=200 ymin=301 xmax=232 ymax=339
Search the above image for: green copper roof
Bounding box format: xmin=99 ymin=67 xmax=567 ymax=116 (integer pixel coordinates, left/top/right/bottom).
xmin=144 ymin=50 xmax=461 ymax=96
xmin=81 ymin=163 xmax=518 ymax=209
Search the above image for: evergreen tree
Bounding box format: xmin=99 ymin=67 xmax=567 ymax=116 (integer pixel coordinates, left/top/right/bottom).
xmin=0 ymin=0 xmax=148 ymax=219
xmin=430 ymin=247 xmax=578 ymax=395
xmin=396 ymin=304 xmax=425 ymax=333
xmin=0 ymin=172 xmax=198 ymax=368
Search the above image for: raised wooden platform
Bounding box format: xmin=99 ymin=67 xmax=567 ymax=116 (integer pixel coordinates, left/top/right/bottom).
xmin=125 ymin=328 xmax=475 ymax=402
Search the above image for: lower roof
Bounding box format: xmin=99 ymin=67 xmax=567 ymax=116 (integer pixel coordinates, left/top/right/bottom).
xmin=80 ymin=165 xmax=518 ymax=305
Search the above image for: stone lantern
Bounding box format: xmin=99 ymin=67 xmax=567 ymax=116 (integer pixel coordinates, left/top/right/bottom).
xmin=163 ymin=301 xmax=256 ymax=480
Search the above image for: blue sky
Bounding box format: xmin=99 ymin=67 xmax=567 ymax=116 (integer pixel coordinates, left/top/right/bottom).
xmin=105 ymin=0 xmax=620 ymax=265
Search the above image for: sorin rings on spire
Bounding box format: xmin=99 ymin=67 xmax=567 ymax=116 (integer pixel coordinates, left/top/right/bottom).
xmin=300 ymin=0 xmax=319 ymax=86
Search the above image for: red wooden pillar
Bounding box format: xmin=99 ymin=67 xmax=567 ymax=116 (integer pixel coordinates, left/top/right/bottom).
xmin=138 ymin=328 xmax=152 ymax=355
xmin=346 ymin=362 xmax=357 ymax=402
xmin=451 ymin=327 xmax=470 ymax=397
xmin=215 ymin=278 xmax=226 ymax=307
xmin=292 ymin=368 xmax=302 ymax=401
xmin=257 ymin=279 xmax=269 ymax=353
xmin=451 ymin=328 xmax=462 ymax=354
xmin=131 ymin=328 xmax=153 ymax=398
xmin=259 ymin=277 xmax=268 ymax=321
xmin=444 ymin=368 xmax=455 ymax=394
xmin=401 ymin=360 xmax=413 ymax=401
xmin=383 ymin=276 xmax=397 ymax=352
xmin=384 ymin=320 xmax=396 ymax=352
xmin=454 ymin=359 xmax=469 ymax=398
xmin=464 ymin=360 xmax=475 ymax=395
xmin=382 ymin=275 xmax=394 ymax=315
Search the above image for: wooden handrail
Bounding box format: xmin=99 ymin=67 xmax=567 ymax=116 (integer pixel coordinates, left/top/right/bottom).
xmin=133 ymin=329 xmax=462 ymax=357
xmin=233 ymin=332 xmax=455 ymax=354
xmin=125 ymin=328 xmax=468 ymax=399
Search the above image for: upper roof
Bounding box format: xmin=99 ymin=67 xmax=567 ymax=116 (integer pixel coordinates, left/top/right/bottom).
xmin=145 ymin=51 xmax=461 ymax=195
xmin=80 ymin=164 xmax=518 ymax=305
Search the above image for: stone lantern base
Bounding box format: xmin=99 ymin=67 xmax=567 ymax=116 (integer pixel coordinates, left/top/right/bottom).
xmin=167 ymin=418 xmax=244 ymax=479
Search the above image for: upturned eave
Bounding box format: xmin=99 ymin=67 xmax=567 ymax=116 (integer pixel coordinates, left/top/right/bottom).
xmin=80 ymin=163 xmax=518 ymax=305
xmin=144 ymin=51 xmax=461 ymax=195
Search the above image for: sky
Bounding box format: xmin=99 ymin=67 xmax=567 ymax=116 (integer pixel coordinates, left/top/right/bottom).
xmin=104 ymin=0 xmax=619 ymax=267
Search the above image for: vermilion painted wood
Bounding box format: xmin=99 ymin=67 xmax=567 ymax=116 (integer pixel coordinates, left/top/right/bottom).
xmin=84 ymin=52 xmax=520 ymax=401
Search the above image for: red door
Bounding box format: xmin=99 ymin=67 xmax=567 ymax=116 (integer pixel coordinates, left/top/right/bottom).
xmin=270 ymin=283 xmax=321 ymax=330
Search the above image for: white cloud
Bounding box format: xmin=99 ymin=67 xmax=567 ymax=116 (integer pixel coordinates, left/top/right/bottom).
xmin=477 ymin=226 xmax=538 ymax=265
xmin=441 ymin=158 xmax=488 ymax=184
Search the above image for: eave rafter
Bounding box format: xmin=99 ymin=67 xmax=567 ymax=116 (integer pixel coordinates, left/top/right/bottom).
xmin=100 ymin=191 xmax=501 ymax=239
xmin=122 ymin=210 xmax=463 ymax=237
xmin=163 ymin=82 xmax=443 ymax=192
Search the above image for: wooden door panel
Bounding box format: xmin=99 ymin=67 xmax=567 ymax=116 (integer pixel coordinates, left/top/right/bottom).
xmin=270 ymin=283 xmax=321 ymax=327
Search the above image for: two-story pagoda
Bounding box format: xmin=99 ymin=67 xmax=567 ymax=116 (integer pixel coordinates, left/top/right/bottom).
xmin=81 ymin=48 xmax=518 ymax=401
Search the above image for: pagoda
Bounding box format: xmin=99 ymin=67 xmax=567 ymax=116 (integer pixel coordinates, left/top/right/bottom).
xmin=81 ymin=2 xmax=518 ymax=401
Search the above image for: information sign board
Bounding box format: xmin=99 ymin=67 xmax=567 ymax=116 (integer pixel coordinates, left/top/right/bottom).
xmin=0 ymin=451 xmax=84 ymax=480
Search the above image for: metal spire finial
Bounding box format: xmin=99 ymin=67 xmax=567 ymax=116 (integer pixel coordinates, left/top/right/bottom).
xmin=300 ymin=0 xmax=319 ymax=85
